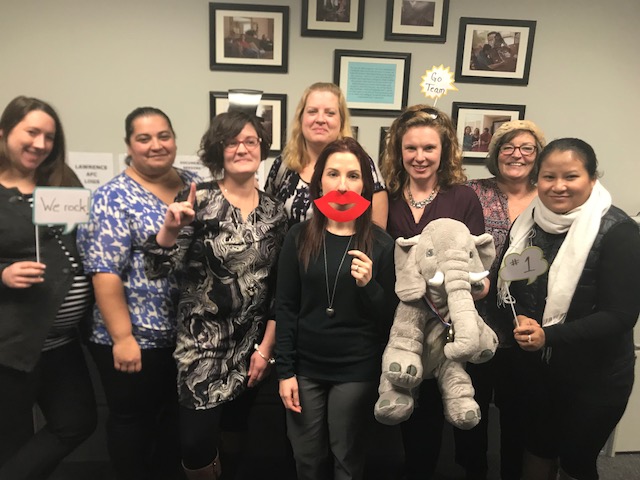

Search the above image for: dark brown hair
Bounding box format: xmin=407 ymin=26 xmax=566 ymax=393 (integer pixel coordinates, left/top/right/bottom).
xmin=0 ymin=95 xmax=80 ymax=187
xmin=124 ymin=106 xmax=175 ymax=145
xmin=199 ymin=111 xmax=271 ymax=178
xmin=298 ymin=137 xmax=374 ymax=270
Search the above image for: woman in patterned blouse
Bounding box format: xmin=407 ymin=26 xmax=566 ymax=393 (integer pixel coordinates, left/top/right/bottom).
xmin=456 ymin=120 xmax=546 ymax=480
xmin=77 ymin=107 xmax=199 ymax=480
xmin=145 ymin=111 xmax=287 ymax=480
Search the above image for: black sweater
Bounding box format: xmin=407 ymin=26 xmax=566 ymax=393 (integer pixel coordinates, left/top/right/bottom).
xmin=275 ymin=222 xmax=398 ymax=382
xmin=498 ymin=208 xmax=640 ymax=403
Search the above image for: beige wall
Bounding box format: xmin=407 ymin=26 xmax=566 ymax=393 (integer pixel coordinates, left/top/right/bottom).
xmin=1 ymin=0 xmax=639 ymax=214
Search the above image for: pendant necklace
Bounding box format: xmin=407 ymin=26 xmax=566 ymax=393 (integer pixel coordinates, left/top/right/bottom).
xmin=323 ymin=233 xmax=353 ymax=318
xmin=407 ymin=185 xmax=438 ymax=209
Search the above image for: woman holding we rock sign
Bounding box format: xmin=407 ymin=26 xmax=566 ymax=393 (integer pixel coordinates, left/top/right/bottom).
xmin=0 ymin=96 xmax=96 ymax=479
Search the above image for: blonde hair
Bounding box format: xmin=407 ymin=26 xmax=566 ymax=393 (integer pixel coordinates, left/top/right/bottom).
xmin=281 ymin=82 xmax=352 ymax=172
xmin=380 ymin=104 xmax=466 ymax=199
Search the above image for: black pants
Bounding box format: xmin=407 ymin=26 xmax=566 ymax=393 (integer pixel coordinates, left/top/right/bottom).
xmin=453 ymin=347 xmax=525 ymax=480
xmin=400 ymin=378 xmax=444 ymax=480
xmin=523 ymin=358 xmax=632 ymax=480
xmin=180 ymin=371 xmax=297 ymax=480
xmin=89 ymin=343 xmax=181 ymax=480
xmin=0 ymin=340 xmax=97 ymax=480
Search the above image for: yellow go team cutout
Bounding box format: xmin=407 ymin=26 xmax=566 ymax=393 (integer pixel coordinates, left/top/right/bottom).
xmin=421 ymin=65 xmax=458 ymax=104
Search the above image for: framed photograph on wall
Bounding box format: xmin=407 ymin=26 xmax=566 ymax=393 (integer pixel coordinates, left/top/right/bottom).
xmin=385 ymin=0 xmax=449 ymax=43
xmin=455 ymin=17 xmax=536 ymax=85
xmin=209 ymin=92 xmax=287 ymax=156
xmin=334 ymin=50 xmax=411 ymax=117
xmin=351 ymin=126 xmax=359 ymax=141
xmin=209 ymin=3 xmax=289 ymax=73
xmin=301 ymin=0 xmax=364 ymax=38
xmin=378 ymin=126 xmax=390 ymax=167
xmin=451 ymin=102 xmax=526 ymax=163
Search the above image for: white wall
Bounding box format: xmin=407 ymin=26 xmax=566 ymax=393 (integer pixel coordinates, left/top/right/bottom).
xmin=2 ymin=0 xmax=639 ymax=214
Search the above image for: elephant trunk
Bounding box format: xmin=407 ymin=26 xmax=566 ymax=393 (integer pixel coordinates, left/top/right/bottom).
xmin=438 ymin=252 xmax=482 ymax=362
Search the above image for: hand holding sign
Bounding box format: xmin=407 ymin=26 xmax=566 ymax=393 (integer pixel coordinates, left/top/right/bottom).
xmin=1 ymin=261 xmax=46 ymax=289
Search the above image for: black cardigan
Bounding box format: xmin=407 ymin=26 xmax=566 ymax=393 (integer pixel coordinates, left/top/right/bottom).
xmin=0 ymin=185 xmax=82 ymax=372
xmin=496 ymin=206 xmax=640 ymax=403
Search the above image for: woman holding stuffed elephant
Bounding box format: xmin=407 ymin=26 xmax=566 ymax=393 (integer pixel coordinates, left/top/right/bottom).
xmin=455 ymin=119 xmax=546 ymax=480
xmin=379 ymin=105 xmax=486 ymax=479
xmin=496 ymin=138 xmax=640 ymax=480
xmin=276 ymin=137 xmax=397 ymax=480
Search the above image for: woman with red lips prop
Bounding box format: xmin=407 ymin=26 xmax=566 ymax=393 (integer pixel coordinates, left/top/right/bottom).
xmin=380 ymin=105 xmax=486 ymax=480
xmin=264 ymin=82 xmax=389 ymax=229
xmin=276 ymin=137 xmax=398 ymax=480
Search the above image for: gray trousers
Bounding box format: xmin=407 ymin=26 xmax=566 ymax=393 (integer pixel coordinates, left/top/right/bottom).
xmin=285 ymin=376 xmax=377 ymax=480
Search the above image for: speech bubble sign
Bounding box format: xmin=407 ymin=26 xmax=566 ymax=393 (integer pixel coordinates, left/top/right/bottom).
xmin=33 ymin=187 xmax=91 ymax=234
xmin=420 ymin=65 xmax=458 ymax=100
xmin=499 ymin=246 xmax=548 ymax=285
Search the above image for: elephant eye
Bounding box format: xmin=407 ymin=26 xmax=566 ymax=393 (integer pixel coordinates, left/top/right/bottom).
xmin=426 ymin=249 xmax=434 ymax=257
xmin=469 ymin=251 xmax=474 ymax=258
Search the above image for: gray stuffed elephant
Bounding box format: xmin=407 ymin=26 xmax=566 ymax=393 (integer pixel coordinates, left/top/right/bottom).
xmin=374 ymin=218 xmax=498 ymax=430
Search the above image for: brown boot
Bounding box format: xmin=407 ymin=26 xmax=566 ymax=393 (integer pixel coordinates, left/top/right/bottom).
xmin=182 ymin=453 xmax=222 ymax=480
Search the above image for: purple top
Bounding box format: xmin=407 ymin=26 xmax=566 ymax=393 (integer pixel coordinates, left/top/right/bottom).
xmin=387 ymin=184 xmax=485 ymax=240
xmin=466 ymin=178 xmax=511 ymax=275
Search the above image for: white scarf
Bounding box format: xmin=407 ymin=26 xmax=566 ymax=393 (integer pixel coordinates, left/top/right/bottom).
xmin=498 ymin=181 xmax=611 ymax=326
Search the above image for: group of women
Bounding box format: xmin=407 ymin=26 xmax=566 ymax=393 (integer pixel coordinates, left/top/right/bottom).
xmin=0 ymin=84 xmax=637 ymax=480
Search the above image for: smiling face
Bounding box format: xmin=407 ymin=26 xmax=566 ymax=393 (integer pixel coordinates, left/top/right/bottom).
xmin=537 ymin=149 xmax=596 ymax=214
xmin=127 ymin=114 xmax=177 ymax=176
xmin=3 ymin=110 xmax=56 ymax=176
xmin=222 ymin=123 xmax=262 ymax=180
xmin=401 ymin=126 xmax=441 ymax=188
xmin=498 ymin=132 xmax=537 ymax=184
xmin=301 ymin=90 xmax=342 ymax=149
xmin=315 ymin=151 xmax=369 ymax=222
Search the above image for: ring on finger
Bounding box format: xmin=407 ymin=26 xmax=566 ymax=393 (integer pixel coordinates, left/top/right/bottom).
xmin=528 ymin=334 xmax=532 ymax=343
xmin=355 ymin=265 xmax=359 ymax=272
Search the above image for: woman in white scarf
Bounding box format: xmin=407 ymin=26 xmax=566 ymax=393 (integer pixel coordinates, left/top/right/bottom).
xmin=497 ymin=138 xmax=640 ymax=480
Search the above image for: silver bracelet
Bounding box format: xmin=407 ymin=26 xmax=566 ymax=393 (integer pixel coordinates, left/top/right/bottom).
xmin=254 ymin=343 xmax=275 ymax=364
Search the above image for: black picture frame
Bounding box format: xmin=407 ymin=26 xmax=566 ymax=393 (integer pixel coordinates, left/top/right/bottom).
xmin=350 ymin=126 xmax=359 ymax=141
xmin=333 ymin=49 xmax=412 ymax=117
xmin=301 ymin=0 xmax=364 ymax=39
xmin=454 ymin=17 xmax=536 ymax=86
xmin=378 ymin=126 xmax=391 ymax=167
xmin=209 ymin=92 xmax=288 ymax=157
xmin=451 ymin=101 xmax=526 ymax=163
xmin=385 ymin=0 xmax=449 ymax=43
xmin=209 ymin=3 xmax=289 ymax=73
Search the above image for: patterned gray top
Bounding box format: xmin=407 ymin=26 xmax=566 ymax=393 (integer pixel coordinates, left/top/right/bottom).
xmin=144 ymin=182 xmax=287 ymax=409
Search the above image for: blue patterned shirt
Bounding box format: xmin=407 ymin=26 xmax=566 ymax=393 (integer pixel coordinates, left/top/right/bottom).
xmin=77 ymin=169 xmax=200 ymax=348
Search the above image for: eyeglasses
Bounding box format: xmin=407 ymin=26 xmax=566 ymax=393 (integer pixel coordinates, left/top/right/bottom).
xmin=223 ymin=136 xmax=261 ymax=151
xmin=499 ymin=144 xmax=537 ymax=156
xmin=399 ymin=106 xmax=439 ymax=124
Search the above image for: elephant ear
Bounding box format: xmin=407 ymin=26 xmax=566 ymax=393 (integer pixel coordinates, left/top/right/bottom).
xmin=394 ymin=235 xmax=427 ymax=302
xmin=474 ymin=233 xmax=496 ymax=271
